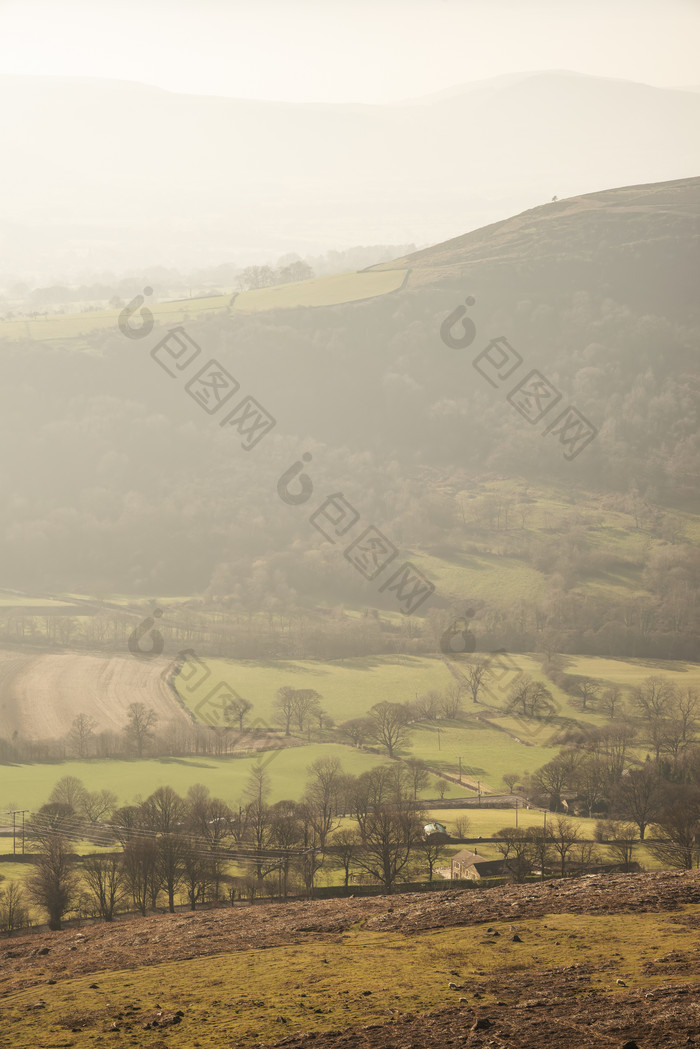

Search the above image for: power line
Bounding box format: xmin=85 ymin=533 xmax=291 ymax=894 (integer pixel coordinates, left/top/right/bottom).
xmin=23 ymin=810 xmax=313 ymax=864
xmin=1 ymin=810 xmax=28 ymax=855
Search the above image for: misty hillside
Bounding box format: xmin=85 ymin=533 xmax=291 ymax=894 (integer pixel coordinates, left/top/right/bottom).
xmin=1 ymin=72 xmax=700 ymax=276
xmin=0 ymin=171 xmax=698 ymax=668
xmin=376 ymin=175 xmax=700 ymax=313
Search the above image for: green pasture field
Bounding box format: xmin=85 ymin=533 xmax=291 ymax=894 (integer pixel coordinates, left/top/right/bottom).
xmin=1 ymin=645 xmax=696 ymax=815
xmin=408 ymin=549 xmax=548 ymax=607
xmin=0 ymin=744 xmax=388 ymax=813
xmin=563 ymin=655 xmax=700 ymax=692
xmin=171 ymin=649 xmax=700 ymax=790
xmin=0 ymin=269 xmax=405 ymax=344
xmin=174 ymin=654 xmax=458 ymax=727
xmin=233 ymin=269 xmax=406 ymax=311
xmin=408 ymin=719 xmax=556 ymax=785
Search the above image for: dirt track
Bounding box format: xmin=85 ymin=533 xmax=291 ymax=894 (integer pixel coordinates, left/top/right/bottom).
xmin=0 ymin=649 xmax=188 ymax=738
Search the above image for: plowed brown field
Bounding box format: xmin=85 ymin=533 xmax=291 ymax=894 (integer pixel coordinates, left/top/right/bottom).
xmin=0 ymin=649 xmax=188 ymax=738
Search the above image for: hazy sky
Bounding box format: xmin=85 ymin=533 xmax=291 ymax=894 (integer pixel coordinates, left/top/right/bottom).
xmin=2 ymin=0 xmax=698 ymax=103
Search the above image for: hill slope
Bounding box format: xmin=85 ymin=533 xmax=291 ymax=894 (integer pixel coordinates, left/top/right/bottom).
xmin=3 ymin=870 xmax=700 ymax=1048
xmin=0 ymin=175 xmax=698 ymax=636
xmin=375 ymin=174 xmax=700 ymax=314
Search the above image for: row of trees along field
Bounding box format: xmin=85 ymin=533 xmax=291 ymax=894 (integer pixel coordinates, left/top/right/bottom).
xmin=3 ymin=760 xmax=457 ymax=930
xmin=6 ymin=728 xmax=700 ymax=935
xmin=1 ymin=506 xmax=699 ymax=663
xmin=504 ymin=676 xmax=700 ymax=874
xmin=2 ymin=665 xmax=699 ymax=769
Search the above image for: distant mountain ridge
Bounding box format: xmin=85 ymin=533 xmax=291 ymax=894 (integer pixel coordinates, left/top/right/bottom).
xmin=1 ymin=71 xmax=699 ymax=278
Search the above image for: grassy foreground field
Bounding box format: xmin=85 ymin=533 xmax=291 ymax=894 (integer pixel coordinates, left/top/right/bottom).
xmin=3 ymin=914 xmax=685 ymax=1047
xmin=1 ymin=870 xmax=698 ymax=1049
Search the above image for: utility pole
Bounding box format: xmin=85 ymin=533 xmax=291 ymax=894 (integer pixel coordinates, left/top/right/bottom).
xmin=5 ymin=810 xmax=28 ymax=855
xmin=515 ymin=796 xmax=518 ymax=828
xmin=458 ymin=756 xmax=462 ymax=783
xmin=437 ymin=727 xmax=441 ymax=751
xmin=477 ymin=780 xmax=481 ymax=807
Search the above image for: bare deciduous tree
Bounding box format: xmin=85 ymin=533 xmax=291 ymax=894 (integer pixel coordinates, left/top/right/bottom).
xmin=354 ymin=805 xmax=424 ymax=893
xmin=224 ymin=695 xmax=253 ymax=732
xmin=605 ymin=821 xmax=637 ymax=872
xmin=273 ymin=686 xmax=296 ymax=736
xmin=415 ymin=836 xmax=446 ymax=883
xmin=125 ymin=702 xmax=158 ymax=758
xmin=550 ymin=816 xmax=581 ymax=878
xmin=612 ymin=764 xmax=661 ymax=841
xmin=507 ymin=675 xmax=554 ymax=719
xmin=647 ymin=787 xmax=700 ymax=870
xmin=339 ymin=717 xmax=372 ymax=748
xmin=463 ymin=659 xmax=491 ymax=705
xmin=404 ymin=758 xmax=430 ymax=800
xmin=141 ymin=786 xmax=187 ymax=834
xmin=441 ymin=684 xmax=464 ymax=719
xmin=122 ymin=836 xmax=158 ymax=915
xmin=82 ymin=855 xmax=126 ymax=921
xmin=81 ymin=789 xmax=118 ymax=824
xmin=67 ymin=714 xmax=96 ymax=758
xmin=27 ymin=834 xmax=77 ymax=930
xmin=601 ymin=686 xmax=624 ymax=720
xmin=330 ymin=827 xmax=360 ymax=887
xmin=367 ymin=701 xmax=412 ymax=757
xmin=452 ymin=815 xmax=471 ymax=838
xmin=49 ymin=775 xmax=87 ymax=812
xmin=574 ymin=677 xmax=601 ymax=711
xmin=494 ymin=826 xmax=532 ymax=883
xmin=0 ymin=881 xmax=29 ymax=932
xmin=303 ymin=756 xmax=342 ymax=849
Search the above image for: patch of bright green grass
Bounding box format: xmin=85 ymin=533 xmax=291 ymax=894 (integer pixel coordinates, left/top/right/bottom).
xmin=234 ymin=269 xmax=406 ymax=311
xmin=0 ymin=745 xmax=387 ymax=812
xmin=175 ymin=654 xmax=457 ymax=726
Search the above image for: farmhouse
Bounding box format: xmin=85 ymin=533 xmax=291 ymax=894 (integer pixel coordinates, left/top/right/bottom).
xmin=450 ymin=848 xmax=505 ymax=880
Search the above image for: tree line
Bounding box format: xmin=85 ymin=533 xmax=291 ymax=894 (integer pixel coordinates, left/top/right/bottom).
xmin=2 ymin=757 xmax=458 ymax=931
xmin=504 ymin=675 xmax=700 ymax=871
xmin=1 ymin=679 xmax=468 ymax=764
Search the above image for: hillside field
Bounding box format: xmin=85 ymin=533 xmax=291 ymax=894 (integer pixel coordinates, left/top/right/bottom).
xmin=0 ymin=744 xmax=393 ymax=813
xmin=2 ymin=870 xmax=699 ymax=1049
xmin=173 ymin=650 xmax=700 ymax=778
xmin=0 ymin=650 xmax=187 ymax=741
xmin=0 ymin=269 xmax=405 ymax=345
xmin=1 ymin=647 xmax=699 ymax=810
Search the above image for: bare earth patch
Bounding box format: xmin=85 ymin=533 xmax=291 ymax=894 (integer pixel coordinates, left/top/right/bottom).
xmin=0 ymin=650 xmax=187 ymax=737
